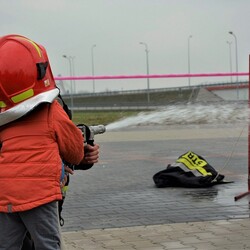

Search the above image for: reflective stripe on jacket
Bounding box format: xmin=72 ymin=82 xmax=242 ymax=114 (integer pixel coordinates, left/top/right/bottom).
xmin=0 ymin=100 xmax=84 ymax=212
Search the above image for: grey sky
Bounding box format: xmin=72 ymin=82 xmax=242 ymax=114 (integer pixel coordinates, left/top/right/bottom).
xmin=1 ymin=0 xmax=249 ymax=93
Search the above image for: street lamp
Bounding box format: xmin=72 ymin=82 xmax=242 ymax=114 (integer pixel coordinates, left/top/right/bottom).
xmin=63 ymin=54 xmax=74 ymax=109
xmin=139 ymin=42 xmax=150 ymax=105
xmin=226 ymin=41 xmax=233 ymax=83
xmin=229 ymin=31 xmax=239 ymax=100
xmin=188 ymin=35 xmax=192 ymax=87
xmin=91 ymin=44 xmax=96 ymax=93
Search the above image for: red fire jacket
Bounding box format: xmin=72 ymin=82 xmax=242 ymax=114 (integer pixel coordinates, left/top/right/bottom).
xmin=0 ymin=100 xmax=84 ymax=212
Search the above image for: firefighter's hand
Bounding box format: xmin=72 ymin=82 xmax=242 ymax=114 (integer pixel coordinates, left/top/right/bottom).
xmin=65 ymin=165 xmax=74 ymax=175
xmin=81 ymin=144 xmax=100 ymax=164
xmin=60 ymin=166 xmax=74 ymax=188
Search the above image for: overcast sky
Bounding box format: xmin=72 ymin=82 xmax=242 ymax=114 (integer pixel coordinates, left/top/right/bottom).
xmin=1 ymin=0 xmax=250 ymax=93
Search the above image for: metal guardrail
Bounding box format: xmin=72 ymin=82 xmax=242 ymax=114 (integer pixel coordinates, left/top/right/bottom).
xmin=60 ymin=80 xmax=248 ymax=98
xmin=59 ymin=81 xmax=248 ymax=111
xmin=71 ymin=106 xmax=159 ymax=111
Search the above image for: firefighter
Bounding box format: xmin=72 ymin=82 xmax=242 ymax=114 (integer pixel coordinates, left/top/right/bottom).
xmin=0 ymin=34 xmax=98 ymax=249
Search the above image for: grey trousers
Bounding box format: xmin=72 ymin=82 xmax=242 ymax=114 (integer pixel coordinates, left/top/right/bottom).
xmin=0 ymin=201 xmax=61 ymax=250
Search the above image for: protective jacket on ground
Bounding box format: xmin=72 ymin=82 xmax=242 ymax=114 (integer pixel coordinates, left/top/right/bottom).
xmin=153 ymin=151 xmax=226 ymax=188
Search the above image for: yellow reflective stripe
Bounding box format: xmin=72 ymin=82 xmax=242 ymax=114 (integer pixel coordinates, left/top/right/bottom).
xmin=0 ymin=101 xmax=6 ymax=108
xmin=62 ymin=185 xmax=68 ymax=196
xmin=177 ymin=151 xmax=212 ymax=176
xmin=62 ymin=186 xmax=68 ymax=192
xmin=11 ymin=89 xmax=34 ymax=103
xmin=16 ymin=37 xmax=42 ymax=58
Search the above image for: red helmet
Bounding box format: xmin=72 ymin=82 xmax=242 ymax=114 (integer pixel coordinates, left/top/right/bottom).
xmin=0 ymin=34 xmax=59 ymax=126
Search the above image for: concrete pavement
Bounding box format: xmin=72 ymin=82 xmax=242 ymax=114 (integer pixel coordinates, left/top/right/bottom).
xmin=62 ymin=219 xmax=250 ymax=250
xmin=61 ymin=123 xmax=250 ymax=249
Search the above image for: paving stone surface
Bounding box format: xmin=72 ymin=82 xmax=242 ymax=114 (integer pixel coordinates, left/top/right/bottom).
xmin=61 ymin=123 xmax=250 ymax=249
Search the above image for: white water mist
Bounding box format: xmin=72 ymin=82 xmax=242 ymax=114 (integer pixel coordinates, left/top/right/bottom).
xmin=106 ymin=102 xmax=248 ymax=131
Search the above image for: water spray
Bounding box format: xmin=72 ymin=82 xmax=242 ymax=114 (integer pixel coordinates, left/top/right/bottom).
xmin=106 ymin=102 xmax=248 ymax=131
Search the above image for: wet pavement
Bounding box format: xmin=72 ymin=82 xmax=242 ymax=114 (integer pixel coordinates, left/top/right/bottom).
xmin=61 ymin=123 xmax=250 ymax=249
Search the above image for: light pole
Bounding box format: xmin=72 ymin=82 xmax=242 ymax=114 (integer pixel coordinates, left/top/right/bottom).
xmin=71 ymin=56 xmax=76 ymax=93
xmin=188 ymin=35 xmax=192 ymax=87
xmin=226 ymin=41 xmax=233 ymax=83
xmin=91 ymin=44 xmax=96 ymax=93
xmin=63 ymin=54 xmax=74 ymax=109
xmin=229 ymin=31 xmax=239 ymax=100
xmin=139 ymin=42 xmax=150 ymax=105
